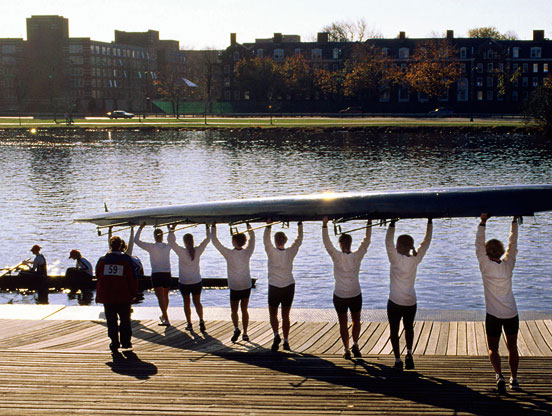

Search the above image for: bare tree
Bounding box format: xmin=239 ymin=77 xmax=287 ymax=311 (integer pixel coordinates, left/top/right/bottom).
xmin=467 ymin=27 xmax=518 ymax=40
xmin=321 ymin=18 xmax=382 ymax=42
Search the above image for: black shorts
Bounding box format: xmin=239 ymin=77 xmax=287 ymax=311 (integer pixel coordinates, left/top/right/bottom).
xmin=387 ymin=299 xmax=417 ymax=329
xmin=333 ymin=293 xmax=362 ymax=315
xmin=268 ymin=284 xmax=295 ymax=308
xmin=485 ymin=313 xmax=519 ymax=338
xmin=178 ymin=281 xmax=202 ymax=297
xmin=151 ymin=272 xmax=172 ymax=288
xmin=230 ymin=287 xmax=252 ymax=301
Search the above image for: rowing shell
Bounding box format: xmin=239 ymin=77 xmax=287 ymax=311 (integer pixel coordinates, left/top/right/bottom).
xmin=74 ymin=185 xmax=552 ymax=227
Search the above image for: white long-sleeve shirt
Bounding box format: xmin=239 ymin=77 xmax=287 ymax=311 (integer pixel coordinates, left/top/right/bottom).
xmin=322 ymin=225 xmax=371 ymax=299
xmin=134 ymin=227 xmax=171 ymax=274
xmin=264 ymin=224 xmax=303 ymax=288
xmin=386 ymin=222 xmax=432 ymax=306
xmin=168 ymin=230 xmax=210 ymax=285
xmin=476 ymin=222 xmax=518 ymax=319
xmin=211 ymin=226 xmax=255 ymax=291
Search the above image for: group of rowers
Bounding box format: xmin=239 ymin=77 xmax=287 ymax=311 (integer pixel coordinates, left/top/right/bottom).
xmin=27 ymin=213 xmax=522 ymax=393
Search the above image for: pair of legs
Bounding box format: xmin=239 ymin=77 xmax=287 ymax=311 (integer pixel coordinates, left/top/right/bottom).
xmin=486 ymin=313 xmax=519 ymax=380
xmin=268 ymin=284 xmax=295 ymax=341
xmin=230 ymin=288 xmax=251 ymax=338
xmin=178 ymin=282 xmax=204 ymax=325
xmin=387 ymin=299 xmax=417 ymax=360
xmin=104 ymin=303 xmax=132 ymax=349
xmin=333 ymin=294 xmax=362 ymax=352
xmin=152 ymin=273 xmax=171 ymax=324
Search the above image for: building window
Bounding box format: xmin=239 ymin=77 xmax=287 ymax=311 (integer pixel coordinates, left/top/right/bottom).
xmin=399 ymin=47 xmax=409 ymax=59
xmin=379 ymin=88 xmax=390 ymax=102
xmin=382 ymin=48 xmax=389 ymax=56
xmin=398 ymin=86 xmax=409 ymax=101
xmin=273 ymin=49 xmax=284 ymax=61
xmin=233 ymin=90 xmax=240 ymax=100
xmin=311 ymin=48 xmax=322 ymax=60
xmin=487 ymin=77 xmax=493 ymax=87
xmin=513 ymin=78 xmax=519 ymax=87
xmin=256 ymin=49 xmax=263 ymax=58
xmin=224 ymin=91 xmax=231 ymax=100
xmin=461 ymin=63 xmax=467 ymax=73
xmin=233 ymin=51 xmax=240 ymax=61
xmin=294 ymin=48 xmax=302 ymax=55
xmin=523 ymin=63 xmax=528 ymax=73
xmin=512 ymin=47 xmax=519 ymax=58
xmin=476 ymin=77 xmax=483 ymax=87
xmin=460 ymin=47 xmax=467 ymax=59
xmin=512 ymin=91 xmax=518 ymax=101
xmin=544 ymin=63 xmax=549 ymax=73
xmin=418 ymin=92 xmax=429 ymax=102
xmin=531 ymin=47 xmax=542 ymax=58
xmin=533 ymin=63 xmax=539 ymax=73
xmin=487 ymin=50 xmax=494 ymax=59
xmin=498 ymin=63 xmax=504 ymax=71
xmin=497 ymin=92 xmax=504 ymax=101
xmin=2 ymin=44 xmax=16 ymax=54
xmin=69 ymin=44 xmax=83 ymax=54
xmin=332 ymin=48 xmax=340 ymax=59
xmin=513 ymin=63 xmax=518 ymax=71
xmin=487 ymin=63 xmax=493 ymax=72
xmin=457 ymin=78 xmax=468 ymax=102
xmin=477 ymin=91 xmax=483 ymax=101
xmin=476 ymin=63 xmax=483 ymax=73
xmin=522 ymin=77 xmax=528 ymax=87
xmin=487 ymin=91 xmax=493 ymax=100
xmin=532 ymin=77 xmax=539 ymax=87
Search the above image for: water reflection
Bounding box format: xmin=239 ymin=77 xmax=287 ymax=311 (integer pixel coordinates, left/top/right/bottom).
xmin=0 ymin=130 xmax=551 ymax=309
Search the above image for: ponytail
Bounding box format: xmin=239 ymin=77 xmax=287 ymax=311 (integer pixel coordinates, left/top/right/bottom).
xmin=183 ymin=234 xmax=195 ymax=261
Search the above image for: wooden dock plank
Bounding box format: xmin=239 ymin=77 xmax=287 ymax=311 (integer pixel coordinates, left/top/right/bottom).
xmin=446 ymin=321 xmax=457 ymax=355
xmin=435 ymin=322 xmax=449 ymax=355
xmin=466 ymin=322 xmax=477 ymax=356
xmin=475 ymin=321 xmax=488 ymax=356
xmin=456 ymin=321 xmax=467 ymax=355
xmin=414 ymin=321 xmax=432 ymax=355
xmin=535 ymin=320 xmax=552 ymax=355
xmin=425 ymin=322 xmax=440 ymax=355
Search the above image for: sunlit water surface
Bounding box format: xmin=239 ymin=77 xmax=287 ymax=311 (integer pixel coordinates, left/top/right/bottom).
xmin=1 ymin=129 xmax=551 ymax=310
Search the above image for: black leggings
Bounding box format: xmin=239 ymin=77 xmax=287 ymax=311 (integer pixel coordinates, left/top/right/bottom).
xmin=387 ymin=299 xmax=417 ymax=358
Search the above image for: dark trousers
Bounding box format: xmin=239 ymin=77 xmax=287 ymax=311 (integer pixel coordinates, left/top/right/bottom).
xmin=104 ymin=303 xmax=132 ymax=348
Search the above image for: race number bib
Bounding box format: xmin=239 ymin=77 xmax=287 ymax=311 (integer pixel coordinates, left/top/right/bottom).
xmin=104 ymin=264 xmax=124 ymax=276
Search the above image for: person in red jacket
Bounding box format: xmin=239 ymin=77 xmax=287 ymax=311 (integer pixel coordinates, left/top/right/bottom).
xmin=96 ymin=236 xmax=139 ymax=353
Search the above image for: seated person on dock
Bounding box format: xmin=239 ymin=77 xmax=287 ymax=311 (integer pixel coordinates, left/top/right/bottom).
xmin=211 ymin=223 xmax=255 ymax=343
xmin=385 ymin=218 xmax=432 ymax=371
xmin=264 ymin=219 xmax=303 ymax=352
xmin=96 ymin=235 xmax=139 ymax=353
xmin=67 ymin=249 xmax=93 ymax=288
xmin=476 ymin=213 xmax=521 ymax=393
xmin=322 ymin=216 xmax=371 ymax=359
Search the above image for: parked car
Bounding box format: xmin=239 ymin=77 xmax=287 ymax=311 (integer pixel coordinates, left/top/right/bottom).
xmin=428 ymin=107 xmax=454 ymax=116
xmin=107 ymin=110 xmax=135 ymax=119
xmin=338 ymin=107 xmax=363 ymax=114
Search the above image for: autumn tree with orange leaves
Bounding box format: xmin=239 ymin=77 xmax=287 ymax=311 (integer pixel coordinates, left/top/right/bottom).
xmin=343 ymin=44 xmax=393 ymax=100
xmin=399 ymin=40 xmax=462 ymax=101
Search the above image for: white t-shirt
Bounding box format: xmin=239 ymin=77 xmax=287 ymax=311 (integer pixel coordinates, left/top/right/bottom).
xmin=386 ymin=223 xmax=432 ymax=306
xmin=322 ymin=225 xmax=371 ymax=299
xmin=212 ymin=227 xmax=255 ymax=291
xmin=77 ymin=257 xmax=94 ymax=276
xmin=134 ymin=227 xmax=172 ymax=274
xmin=264 ymin=224 xmax=303 ymax=288
xmin=168 ymin=230 xmax=210 ymax=285
xmin=476 ymin=223 xmax=518 ymax=319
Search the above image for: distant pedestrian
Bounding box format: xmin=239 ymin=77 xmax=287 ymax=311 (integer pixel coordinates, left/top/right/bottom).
xmin=24 ymin=244 xmax=47 ymax=278
xmin=96 ymin=235 xmax=138 ymax=353
xmin=322 ymin=216 xmax=371 ymax=359
xmin=212 ymin=223 xmax=255 ymax=343
xmin=135 ymin=223 xmax=172 ymax=326
xmin=168 ymin=224 xmax=211 ymax=332
xmin=264 ymin=219 xmax=303 ymax=351
xmin=476 ymin=213 xmax=521 ymax=393
xmin=385 ymin=218 xmax=432 ymax=371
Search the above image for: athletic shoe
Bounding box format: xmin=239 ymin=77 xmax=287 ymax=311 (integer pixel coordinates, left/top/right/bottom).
xmin=393 ymin=360 xmax=404 ymax=371
xmin=405 ymin=353 xmax=415 ymax=370
xmin=199 ymin=320 xmax=206 ymax=332
xmin=343 ymin=350 xmax=351 ymax=359
xmin=185 ymin=323 xmax=193 ymax=331
xmin=158 ymin=319 xmax=170 ymax=326
xmin=509 ymin=377 xmax=520 ymax=390
xmin=271 ymin=335 xmax=281 ymax=352
xmin=231 ymin=328 xmax=241 ymax=343
xmin=242 ymin=334 xmax=250 ymax=342
xmin=283 ymin=341 xmax=291 ymax=351
xmin=351 ymin=344 xmax=362 ymax=358
xmin=496 ymin=374 xmax=506 ymax=393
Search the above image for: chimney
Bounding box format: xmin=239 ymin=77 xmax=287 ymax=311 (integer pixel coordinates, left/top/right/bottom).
xmin=446 ymin=30 xmax=454 ymax=40
xmin=274 ymin=33 xmax=283 ymax=43
xmin=399 ymin=31 xmax=406 ymax=40
xmin=317 ymin=32 xmax=329 ymax=43
xmin=533 ymin=30 xmax=545 ymax=41
xmin=230 ymin=33 xmax=236 ymax=46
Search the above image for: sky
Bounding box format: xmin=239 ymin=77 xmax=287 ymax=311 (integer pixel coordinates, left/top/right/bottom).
xmin=1 ymin=0 xmax=551 ymax=49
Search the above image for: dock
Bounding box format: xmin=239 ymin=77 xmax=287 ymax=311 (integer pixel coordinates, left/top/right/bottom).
xmin=1 ymin=305 xmax=552 ymax=415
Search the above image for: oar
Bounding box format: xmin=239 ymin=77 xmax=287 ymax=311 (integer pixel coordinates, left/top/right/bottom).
xmin=0 ymin=258 xmax=31 ymax=278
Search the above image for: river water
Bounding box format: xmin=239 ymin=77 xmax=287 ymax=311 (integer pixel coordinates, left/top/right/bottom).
xmin=1 ymin=128 xmax=551 ymax=310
